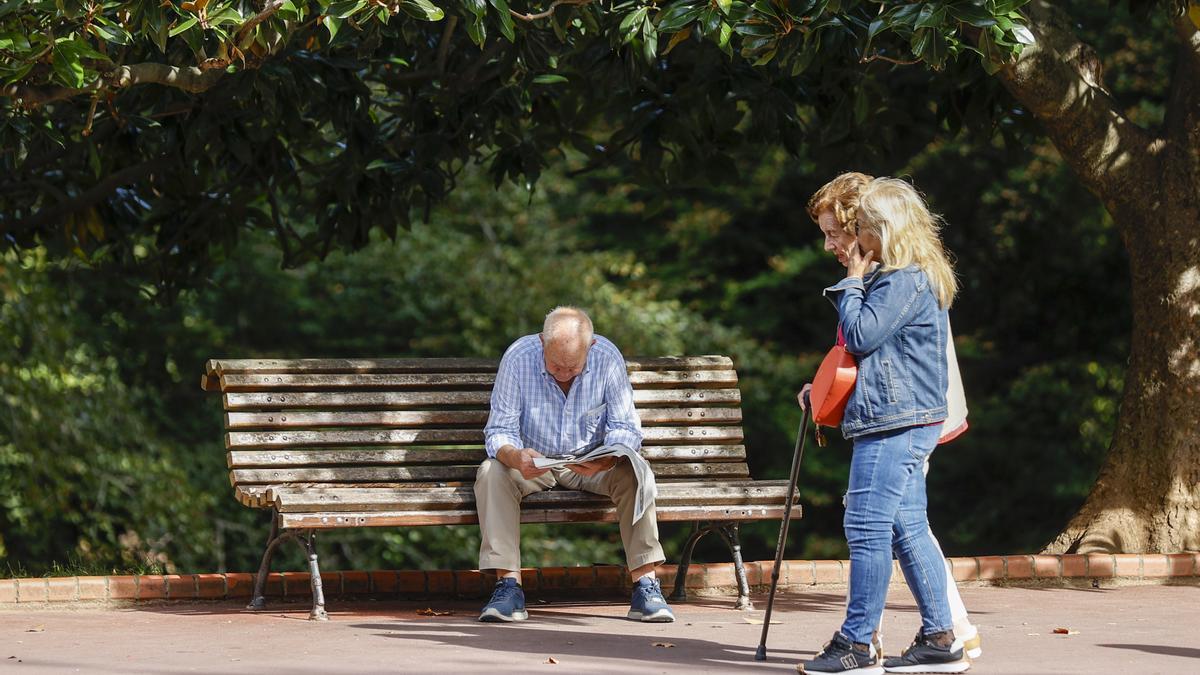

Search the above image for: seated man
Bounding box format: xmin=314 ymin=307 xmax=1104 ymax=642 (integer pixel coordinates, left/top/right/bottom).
xmin=474 ymin=306 xmax=673 ymax=623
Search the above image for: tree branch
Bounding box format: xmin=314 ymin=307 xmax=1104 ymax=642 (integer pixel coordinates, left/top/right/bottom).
xmin=2 ymin=63 xmax=228 ymax=106
xmin=234 ymin=0 xmax=287 ymax=46
xmin=510 ymin=0 xmax=594 ymax=22
xmin=437 ymin=16 xmax=459 ymax=74
xmin=7 ymin=157 xmax=171 ymax=233
xmin=993 ymin=0 xmax=1159 ymax=211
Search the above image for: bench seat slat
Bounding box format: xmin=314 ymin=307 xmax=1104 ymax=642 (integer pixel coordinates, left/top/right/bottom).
xmin=223 ymin=407 xmax=742 ymax=429
xmin=231 ymin=462 xmax=749 ymax=485
xmin=279 ymin=503 xmax=799 ymax=529
xmin=222 ymin=388 xmax=742 ymax=410
xmin=225 ymin=445 xmax=747 ymax=468
xmin=268 ymin=482 xmax=792 ymax=512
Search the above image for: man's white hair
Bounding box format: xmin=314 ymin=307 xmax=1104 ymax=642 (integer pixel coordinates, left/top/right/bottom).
xmin=542 ymin=306 xmax=594 ymax=350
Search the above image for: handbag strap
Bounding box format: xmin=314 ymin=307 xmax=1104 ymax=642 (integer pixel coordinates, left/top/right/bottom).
xmin=836 ymin=323 xmax=846 ymax=347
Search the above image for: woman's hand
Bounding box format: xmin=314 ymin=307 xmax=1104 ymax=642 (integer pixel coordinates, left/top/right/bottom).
xmin=797 ymin=383 xmax=812 ymax=411
xmin=846 ymin=242 xmax=875 ymax=279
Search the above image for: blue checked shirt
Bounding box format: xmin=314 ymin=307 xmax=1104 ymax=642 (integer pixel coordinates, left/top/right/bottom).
xmin=484 ymin=334 xmax=643 ymax=458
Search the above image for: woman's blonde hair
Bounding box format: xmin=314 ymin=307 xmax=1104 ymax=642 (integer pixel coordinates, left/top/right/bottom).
xmin=807 ymin=172 xmax=874 ymax=234
xmin=857 ymin=178 xmax=958 ymax=309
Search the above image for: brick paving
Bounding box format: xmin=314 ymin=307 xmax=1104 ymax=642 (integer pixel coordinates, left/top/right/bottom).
xmin=2 ymin=583 xmax=1198 ymax=673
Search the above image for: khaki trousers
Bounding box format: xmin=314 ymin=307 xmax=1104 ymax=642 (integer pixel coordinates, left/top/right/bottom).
xmin=474 ymin=457 xmax=665 ymax=572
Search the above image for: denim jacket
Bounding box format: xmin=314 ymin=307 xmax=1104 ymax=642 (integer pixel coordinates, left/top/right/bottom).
xmin=824 ymin=264 xmax=948 ymax=439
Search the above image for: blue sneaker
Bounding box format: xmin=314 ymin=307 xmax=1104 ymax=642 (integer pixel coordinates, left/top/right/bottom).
xmin=627 ymin=576 xmax=675 ymax=622
xmin=479 ymin=578 xmax=528 ymax=622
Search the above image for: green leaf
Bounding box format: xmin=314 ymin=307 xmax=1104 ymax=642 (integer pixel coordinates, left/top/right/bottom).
xmin=1011 ymin=24 xmax=1035 ymax=46
xmin=466 ymin=16 xmax=486 ymax=46
xmin=322 ymin=15 xmax=343 ymax=41
xmin=620 ymin=7 xmax=648 ymax=40
xmin=532 ymin=74 xmax=569 ymax=84
xmin=399 ymin=0 xmax=446 ymax=21
xmin=656 ymin=3 xmax=703 ymax=33
xmin=488 ymin=0 xmax=514 ymax=41
xmin=716 ymin=0 xmax=731 ymax=16
xmin=89 ymin=23 xmax=132 ymax=46
xmin=460 ymin=0 xmax=487 ymax=17
xmin=949 ymin=3 xmax=997 ymax=28
xmin=51 ymin=43 xmax=85 ymax=88
xmin=168 ymin=17 xmax=198 ymax=38
xmin=327 ymin=0 xmax=367 ymax=18
xmin=642 ymin=18 xmax=658 ymax=62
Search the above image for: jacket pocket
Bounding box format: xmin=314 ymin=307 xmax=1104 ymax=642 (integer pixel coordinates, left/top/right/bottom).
xmin=881 ymin=359 xmax=899 ymax=405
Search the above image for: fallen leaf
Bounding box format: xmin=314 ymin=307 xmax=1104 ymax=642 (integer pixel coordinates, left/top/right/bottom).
xmin=652 ymin=642 xmax=676 ymax=648
xmin=743 ymin=617 xmax=782 ymax=625
xmin=416 ymin=607 xmax=453 ymax=616
xmin=545 ymin=657 xmax=558 ymax=664
xmin=25 ymin=625 xmax=44 ymax=633
xmin=1052 ymin=628 xmax=1079 ymax=635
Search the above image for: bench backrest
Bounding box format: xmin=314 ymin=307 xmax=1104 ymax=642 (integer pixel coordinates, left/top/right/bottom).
xmin=202 ymin=356 xmax=747 ymax=508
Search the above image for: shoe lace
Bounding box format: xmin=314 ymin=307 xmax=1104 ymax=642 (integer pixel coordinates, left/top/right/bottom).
xmin=489 ymin=581 xmax=518 ymax=604
xmin=637 ymin=578 xmax=664 ymax=601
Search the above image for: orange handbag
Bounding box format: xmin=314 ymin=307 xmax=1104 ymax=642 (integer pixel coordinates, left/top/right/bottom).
xmin=810 ymin=326 xmax=857 ymax=428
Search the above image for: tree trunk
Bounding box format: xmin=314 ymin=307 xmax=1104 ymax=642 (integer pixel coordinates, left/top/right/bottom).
xmin=998 ymin=3 xmax=1200 ymax=553
xmin=1045 ymin=189 xmax=1200 ymax=554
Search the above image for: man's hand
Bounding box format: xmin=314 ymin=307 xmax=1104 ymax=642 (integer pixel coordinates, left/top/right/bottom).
xmin=566 ymin=455 xmax=618 ymax=477
xmin=797 ymin=383 xmax=812 ymax=411
xmin=497 ymin=446 xmax=550 ymax=480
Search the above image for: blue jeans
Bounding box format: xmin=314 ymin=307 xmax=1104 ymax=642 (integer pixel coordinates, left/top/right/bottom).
xmin=840 ymin=424 xmax=952 ymax=644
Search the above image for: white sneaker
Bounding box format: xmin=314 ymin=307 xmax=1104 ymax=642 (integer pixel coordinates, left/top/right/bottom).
xmin=952 ymin=621 xmax=982 ymax=660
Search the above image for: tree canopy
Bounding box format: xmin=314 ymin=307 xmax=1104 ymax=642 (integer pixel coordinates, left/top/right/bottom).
xmin=3 ymin=0 xmax=1036 ymax=295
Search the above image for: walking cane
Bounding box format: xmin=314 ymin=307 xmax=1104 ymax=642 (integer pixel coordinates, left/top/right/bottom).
xmin=754 ymin=396 xmax=812 ymax=662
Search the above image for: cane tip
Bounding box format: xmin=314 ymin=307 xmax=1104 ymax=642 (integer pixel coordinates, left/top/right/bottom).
xmin=754 ymin=645 xmax=767 ymax=661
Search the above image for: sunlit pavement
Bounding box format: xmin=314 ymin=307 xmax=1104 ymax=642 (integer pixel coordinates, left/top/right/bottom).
xmin=2 ymin=584 xmax=1198 ymax=674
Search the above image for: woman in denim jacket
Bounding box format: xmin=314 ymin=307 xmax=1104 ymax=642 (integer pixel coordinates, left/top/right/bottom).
xmin=799 ymin=178 xmax=968 ymax=675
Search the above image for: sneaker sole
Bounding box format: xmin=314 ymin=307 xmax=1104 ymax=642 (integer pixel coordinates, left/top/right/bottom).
xmin=479 ymin=608 xmax=528 ymax=622
xmin=797 ymin=665 xmax=883 ymax=675
xmin=883 ymin=660 xmax=970 ymax=673
xmin=627 ymin=609 xmax=675 ymax=623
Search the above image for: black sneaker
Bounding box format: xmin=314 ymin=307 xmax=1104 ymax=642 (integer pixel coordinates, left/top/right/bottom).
xmin=882 ymin=630 xmax=969 ymax=673
xmin=797 ymin=632 xmax=883 ymax=674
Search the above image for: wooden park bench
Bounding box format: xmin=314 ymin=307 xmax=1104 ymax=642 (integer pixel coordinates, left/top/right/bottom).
xmin=201 ymin=355 xmax=800 ymax=620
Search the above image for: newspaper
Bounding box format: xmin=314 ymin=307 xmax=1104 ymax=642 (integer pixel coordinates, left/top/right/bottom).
xmin=532 ymin=443 xmax=657 ymax=524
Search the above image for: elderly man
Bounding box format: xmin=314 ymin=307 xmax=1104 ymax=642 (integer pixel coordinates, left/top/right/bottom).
xmin=474 ymin=306 xmax=673 ymax=623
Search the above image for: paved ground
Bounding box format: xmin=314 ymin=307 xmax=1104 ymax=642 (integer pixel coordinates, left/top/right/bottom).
xmin=2 ymin=584 xmax=1198 ymax=674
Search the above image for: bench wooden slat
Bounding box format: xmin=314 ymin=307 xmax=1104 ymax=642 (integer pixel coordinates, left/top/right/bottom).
xmin=224 ymin=426 xmax=743 ymax=449
xmin=226 ymin=445 xmax=747 ymax=468
xmin=206 ymin=356 xmax=733 ymax=376
xmin=223 ymin=407 xmax=742 ymax=429
xmin=218 ymin=369 xmax=736 ymax=392
xmin=231 ymin=462 xmax=748 ymax=485
xmin=269 ymin=482 xmax=791 ymax=512
xmin=222 ymin=388 xmax=742 ymax=410
xmin=278 ymin=503 xmax=798 ymax=529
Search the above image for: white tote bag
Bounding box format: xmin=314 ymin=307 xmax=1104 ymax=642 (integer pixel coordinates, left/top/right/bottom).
xmin=939 ymin=322 xmax=969 ymax=444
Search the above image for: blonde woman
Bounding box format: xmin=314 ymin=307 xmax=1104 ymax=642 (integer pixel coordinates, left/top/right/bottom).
xmin=798 ymin=178 xmax=970 ymax=675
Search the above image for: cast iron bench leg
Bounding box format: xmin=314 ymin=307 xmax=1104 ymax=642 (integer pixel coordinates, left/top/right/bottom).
xmin=303 ymin=530 xmax=329 ymax=621
xmin=668 ymin=521 xmax=752 ymax=610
